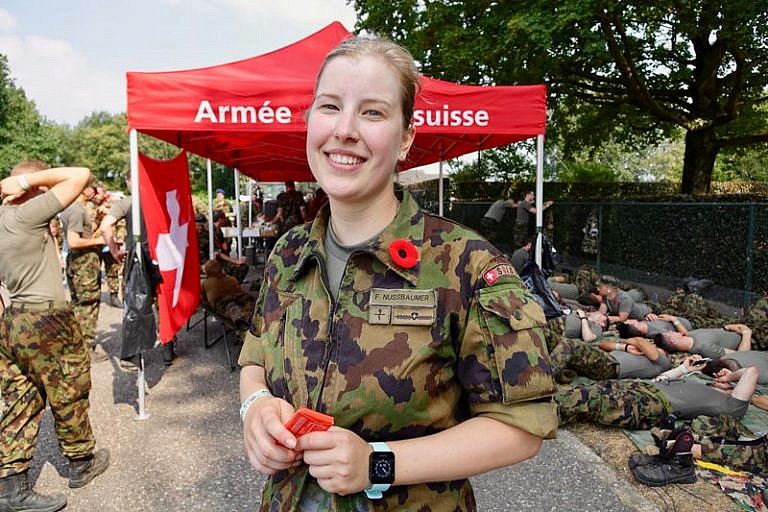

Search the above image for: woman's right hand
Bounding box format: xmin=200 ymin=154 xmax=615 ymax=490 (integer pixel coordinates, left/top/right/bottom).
xmin=243 ymin=396 xmax=302 ymax=475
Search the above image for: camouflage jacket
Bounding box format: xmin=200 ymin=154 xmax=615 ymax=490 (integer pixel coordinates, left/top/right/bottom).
xmin=214 ymin=197 xmax=233 ymax=213
xmin=239 ymin=191 xmax=557 ymax=512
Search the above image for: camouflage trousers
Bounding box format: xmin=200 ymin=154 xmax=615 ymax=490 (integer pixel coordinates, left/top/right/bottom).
xmin=66 ymin=250 xmax=101 ymax=344
xmin=0 ymin=307 xmax=95 ymax=477
xmin=215 ymin=293 xmax=256 ymax=325
xmin=513 ymin=222 xmax=529 ymax=248
xmin=555 ymin=379 xmax=671 ymax=429
xmin=662 ymin=289 xmax=725 ymax=329
xmin=479 ymin=217 xmax=499 ymax=245
xmin=100 ymin=250 xmax=122 ymax=296
xmin=740 ymin=295 xmax=768 ymax=351
xmin=691 ymin=416 xmax=768 ymax=475
xmin=543 ymin=316 xmax=566 ymax=354
xmin=573 ymin=265 xmax=600 ymax=305
xmin=550 ymin=338 xmax=619 ymax=381
xmin=221 ymin=260 xmax=249 ymax=283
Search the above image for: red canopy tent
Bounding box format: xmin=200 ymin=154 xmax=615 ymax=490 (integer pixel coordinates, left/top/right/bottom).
xmin=123 ymin=22 xmax=549 ymax=417
xmin=126 ymin=21 xmax=546 ymax=182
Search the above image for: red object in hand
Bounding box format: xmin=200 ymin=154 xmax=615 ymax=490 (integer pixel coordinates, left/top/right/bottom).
xmin=285 ymin=407 xmax=334 ymax=436
xmin=389 ymin=239 xmax=419 ymax=269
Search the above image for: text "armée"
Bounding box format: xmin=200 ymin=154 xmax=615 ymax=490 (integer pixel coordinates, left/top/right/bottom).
xmin=194 ymin=100 xmax=293 ymax=124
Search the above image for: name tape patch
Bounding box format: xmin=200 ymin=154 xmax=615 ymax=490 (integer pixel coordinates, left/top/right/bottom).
xmin=483 ymin=264 xmax=516 ymax=285
xmin=369 ymin=288 xmax=437 ymax=326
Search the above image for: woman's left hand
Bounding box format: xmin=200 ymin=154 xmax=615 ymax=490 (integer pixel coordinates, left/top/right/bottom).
xmin=296 ymin=427 xmax=373 ymax=496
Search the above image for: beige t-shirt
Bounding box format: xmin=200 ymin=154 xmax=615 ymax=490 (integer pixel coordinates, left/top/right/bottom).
xmin=0 ymin=192 xmax=65 ymax=303
xmin=60 ymin=200 xmax=93 ymax=240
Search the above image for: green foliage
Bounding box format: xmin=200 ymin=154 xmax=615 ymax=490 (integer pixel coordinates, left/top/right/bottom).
xmin=65 ymin=112 xmax=129 ymax=186
xmin=354 ymin=1 xmax=768 ymax=194
xmin=449 ymin=142 xmax=537 ymax=182
xmin=556 ymin=160 xmax=620 ymax=183
xmin=714 ymin=143 xmax=768 ymax=182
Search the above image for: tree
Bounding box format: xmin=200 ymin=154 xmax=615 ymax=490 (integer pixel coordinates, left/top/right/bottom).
xmin=64 ymin=111 xmax=227 ymax=194
xmin=450 ymin=142 xmax=537 ymax=182
xmin=66 ymin=112 xmax=130 ymax=186
xmin=354 ymin=1 xmax=768 ymax=194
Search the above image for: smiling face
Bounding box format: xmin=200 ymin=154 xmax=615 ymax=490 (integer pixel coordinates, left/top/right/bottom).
xmin=306 ymin=54 xmax=415 ymax=208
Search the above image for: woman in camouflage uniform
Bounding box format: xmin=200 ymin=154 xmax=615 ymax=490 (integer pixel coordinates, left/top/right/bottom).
xmin=238 ymin=36 xmax=557 ymax=511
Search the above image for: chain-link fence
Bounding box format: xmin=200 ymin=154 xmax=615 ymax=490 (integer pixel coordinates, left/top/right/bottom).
xmin=442 ymin=199 xmax=766 ymax=310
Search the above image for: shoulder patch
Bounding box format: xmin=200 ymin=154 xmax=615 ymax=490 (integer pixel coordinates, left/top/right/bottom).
xmin=483 ymin=264 xmax=516 ymax=285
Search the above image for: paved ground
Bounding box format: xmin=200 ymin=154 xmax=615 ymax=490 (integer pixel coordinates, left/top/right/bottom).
xmin=27 ymin=294 xmax=659 ymax=511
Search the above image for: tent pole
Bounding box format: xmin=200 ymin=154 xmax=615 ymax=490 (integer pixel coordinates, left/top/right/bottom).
xmin=129 ymin=129 xmax=149 ymax=421
xmin=247 ymin=180 xmax=253 ymax=232
xmin=206 ymin=159 xmax=214 ymax=261
xmin=534 ymin=134 xmax=544 ymax=267
xmin=438 ymin=158 xmax=444 ymax=217
xmin=233 ymin=168 xmax=242 ymax=259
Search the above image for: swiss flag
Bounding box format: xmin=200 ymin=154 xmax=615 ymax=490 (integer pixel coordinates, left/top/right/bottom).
xmin=138 ymin=151 xmax=200 ymax=343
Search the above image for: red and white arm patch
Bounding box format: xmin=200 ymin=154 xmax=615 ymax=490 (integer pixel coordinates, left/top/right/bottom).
xmin=483 ymin=264 xmax=516 ymax=285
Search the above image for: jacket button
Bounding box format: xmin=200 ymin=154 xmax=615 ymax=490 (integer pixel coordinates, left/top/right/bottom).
xmin=513 ymin=310 xmax=523 ymax=320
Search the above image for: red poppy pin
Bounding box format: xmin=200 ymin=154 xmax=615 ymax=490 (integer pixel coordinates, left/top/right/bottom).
xmin=389 ymin=239 xmax=419 ymax=269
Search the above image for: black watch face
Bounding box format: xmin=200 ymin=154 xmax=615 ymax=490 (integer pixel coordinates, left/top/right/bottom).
xmin=370 ymin=452 xmax=395 ymax=484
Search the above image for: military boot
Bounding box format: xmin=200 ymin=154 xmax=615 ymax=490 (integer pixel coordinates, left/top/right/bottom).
xmin=629 ymin=423 xmax=694 ymax=469
xmin=68 ymin=448 xmax=110 ymax=488
xmin=630 ymin=427 xmax=696 ymax=486
xmin=630 ymin=451 xmax=696 ymax=487
xmin=0 ymin=471 xmax=67 ymax=512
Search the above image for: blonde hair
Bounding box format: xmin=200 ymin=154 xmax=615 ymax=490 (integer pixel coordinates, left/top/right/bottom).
xmin=314 ymin=36 xmax=420 ymax=129
xmin=11 ymin=160 xmax=48 ymax=176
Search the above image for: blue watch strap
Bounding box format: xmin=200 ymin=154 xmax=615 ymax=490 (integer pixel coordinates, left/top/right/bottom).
xmin=364 ymin=442 xmax=392 ymax=499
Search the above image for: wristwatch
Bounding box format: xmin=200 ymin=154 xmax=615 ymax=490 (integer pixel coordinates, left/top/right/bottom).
xmin=364 ymin=442 xmax=394 ymax=499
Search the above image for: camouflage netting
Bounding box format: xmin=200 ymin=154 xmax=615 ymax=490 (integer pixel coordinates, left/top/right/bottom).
xmin=406 ymin=180 xmax=767 ymax=309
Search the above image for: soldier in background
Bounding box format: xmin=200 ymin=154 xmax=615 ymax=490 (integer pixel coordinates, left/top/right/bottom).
xmin=514 ymin=190 xmax=553 ymax=247
xmin=214 ymin=188 xmax=232 ymax=214
xmin=581 ymin=207 xmax=599 ymax=255
xmin=556 ymin=356 xmax=759 ymax=429
xmin=195 ymin=213 xmax=210 ymax=269
xmin=212 ymin=210 xmax=248 ymax=283
xmin=267 ymin=180 xmax=306 ymax=235
xmin=479 ymin=197 xmax=516 ymax=248
xmin=88 ymin=184 xmax=124 ymax=308
xmin=60 ymin=184 xmax=107 ymax=362
xmin=0 ymin=162 xmax=110 ymax=511
xmin=49 ymin=216 xmax=65 ymax=269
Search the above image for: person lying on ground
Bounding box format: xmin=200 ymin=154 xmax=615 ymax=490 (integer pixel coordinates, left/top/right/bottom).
xmin=201 ymin=259 xmax=255 ymax=332
xmin=212 ymin=210 xmax=249 ymax=282
xmin=556 ymin=355 xmax=760 ymax=429
xmin=703 ymin=352 xmax=768 ymax=385
xmin=563 ymin=308 xmax=607 ymax=342
xmin=596 ymin=282 xmax=656 ymax=325
xmin=654 ymin=323 xmax=752 ymax=359
xmin=661 ymin=288 xmax=727 ymax=329
xmin=618 ymin=313 xmax=692 ymax=339
xmin=550 ymin=335 xmax=671 ymax=382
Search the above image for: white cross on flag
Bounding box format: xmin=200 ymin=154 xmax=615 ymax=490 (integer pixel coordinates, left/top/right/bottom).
xmin=138 ymin=151 xmax=200 ymax=343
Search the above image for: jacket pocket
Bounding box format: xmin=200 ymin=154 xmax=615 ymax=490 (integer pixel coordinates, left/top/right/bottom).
xmin=477 ymin=284 xmax=554 ymax=404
